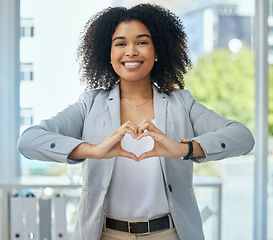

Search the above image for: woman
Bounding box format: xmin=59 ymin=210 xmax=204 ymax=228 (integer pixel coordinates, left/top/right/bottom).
xmin=18 ymin=4 xmax=255 ymax=240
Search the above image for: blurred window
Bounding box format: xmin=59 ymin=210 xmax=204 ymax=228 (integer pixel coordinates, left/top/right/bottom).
xmin=20 ymin=63 xmax=34 ymax=81
xmin=20 ymin=18 xmax=34 ymax=37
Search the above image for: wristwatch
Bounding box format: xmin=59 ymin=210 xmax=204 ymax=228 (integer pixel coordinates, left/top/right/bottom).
xmin=180 ymin=140 xmax=194 ymax=160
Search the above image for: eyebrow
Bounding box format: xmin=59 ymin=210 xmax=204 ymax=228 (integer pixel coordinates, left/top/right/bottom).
xmin=112 ymin=34 xmax=151 ymax=42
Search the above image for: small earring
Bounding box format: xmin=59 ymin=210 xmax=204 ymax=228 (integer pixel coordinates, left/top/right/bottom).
xmin=154 ymin=57 xmax=158 ymax=62
xmin=110 ymin=61 xmax=112 ymax=64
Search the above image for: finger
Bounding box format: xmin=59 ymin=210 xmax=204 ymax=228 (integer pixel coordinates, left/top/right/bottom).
xmin=136 ymin=130 xmax=150 ymax=140
xmin=138 ymin=150 xmax=157 ymax=161
xmin=124 ymin=128 xmax=138 ymax=139
xmin=138 ymin=119 xmax=154 ymax=129
xmin=119 ymin=149 xmax=139 ymax=162
xmin=138 ymin=120 xmax=153 ymax=134
xmin=138 ymin=119 xmax=160 ymax=135
xmin=112 ymin=123 xmax=138 ymax=141
xmin=137 ymin=130 xmax=163 ymax=142
xmin=122 ymin=121 xmax=139 ymax=137
xmin=123 ymin=120 xmax=138 ymax=130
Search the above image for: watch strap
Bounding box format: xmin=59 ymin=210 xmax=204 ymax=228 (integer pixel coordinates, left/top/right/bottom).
xmin=180 ymin=140 xmax=194 ymax=160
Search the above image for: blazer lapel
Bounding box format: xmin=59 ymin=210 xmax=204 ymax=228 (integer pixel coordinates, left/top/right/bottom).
xmin=153 ymin=85 xmax=168 ymax=177
xmin=153 ymin=84 xmax=167 ymax=134
xmin=107 ymin=84 xmax=121 ymax=131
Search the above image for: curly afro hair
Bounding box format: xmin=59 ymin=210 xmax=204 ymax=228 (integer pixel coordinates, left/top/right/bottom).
xmin=77 ymin=4 xmax=192 ymax=93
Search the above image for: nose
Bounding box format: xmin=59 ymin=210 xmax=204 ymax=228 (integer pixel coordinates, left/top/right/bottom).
xmin=125 ymin=44 xmax=139 ymax=57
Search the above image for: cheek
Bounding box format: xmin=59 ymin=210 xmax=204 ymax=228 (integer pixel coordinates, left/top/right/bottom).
xmin=146 ymin=52 xmax=156 ymax=67
xmin=110 ymin=49 xmax=119 ymax=65
xmin=110 ymin=51 xmax=120 ymax=74
xmin=110 ymin=45 xmax=120 ymax=61
xmin=111 ymin=53 xmax=122 ymax=69
xmin=145 ymin=48 xmax=156 ymax=61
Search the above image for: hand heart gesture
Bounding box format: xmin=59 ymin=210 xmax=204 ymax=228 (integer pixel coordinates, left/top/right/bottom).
xmin=69 ymin=120 xmax=191 ymax=161
xmin=95 ymin=120 xmax=186 ymax=161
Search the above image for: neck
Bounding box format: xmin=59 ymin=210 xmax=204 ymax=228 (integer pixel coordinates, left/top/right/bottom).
xmin=120 ymin=79 xmax=153 ymax=100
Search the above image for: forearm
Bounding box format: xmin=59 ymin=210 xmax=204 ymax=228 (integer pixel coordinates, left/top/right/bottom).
xmin=68 ymin=142 xmax=97 ymax=160
xmin=192 ymin=141 xmax=205 ymax=158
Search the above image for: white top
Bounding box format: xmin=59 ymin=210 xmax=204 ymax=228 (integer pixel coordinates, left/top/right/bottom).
xmin=104 ymin=120 xmax=170 ymax=220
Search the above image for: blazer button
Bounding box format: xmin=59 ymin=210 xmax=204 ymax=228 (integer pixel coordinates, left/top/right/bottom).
xmin=50 ymin=143 xmax=56 ymax=148
xmin=168 ymin=185 xmax=173 ymax=192
xmin=221 ymin=143 xmax=226 ymax=149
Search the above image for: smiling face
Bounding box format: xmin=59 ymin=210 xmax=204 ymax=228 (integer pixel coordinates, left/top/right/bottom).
xmin=110 ymin=20 xmax=156 ymax=84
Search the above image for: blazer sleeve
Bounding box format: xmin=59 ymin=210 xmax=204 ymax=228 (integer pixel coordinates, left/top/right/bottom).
xmin=182 ymin=90 xmax=255 ymax=163
xmin=17 ymin=92 xmax=92 ymax=164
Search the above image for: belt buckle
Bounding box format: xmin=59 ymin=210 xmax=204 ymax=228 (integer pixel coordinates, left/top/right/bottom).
xmin=128 ymin=220 xmax=150 ymax=235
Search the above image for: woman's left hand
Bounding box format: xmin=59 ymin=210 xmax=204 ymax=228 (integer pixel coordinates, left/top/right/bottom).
xmin=137 ymin=119 xmax=188 ymax=161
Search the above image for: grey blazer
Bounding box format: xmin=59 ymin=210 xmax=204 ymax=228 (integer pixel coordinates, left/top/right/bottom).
xmin=18 ymin=84 xmax=255 ymax=240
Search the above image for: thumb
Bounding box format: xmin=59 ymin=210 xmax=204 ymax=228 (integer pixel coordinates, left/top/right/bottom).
xmin=119 ymin=149 xmax=139 ymax=162
xmin=138 ymin=150 xmax=157 ymax=161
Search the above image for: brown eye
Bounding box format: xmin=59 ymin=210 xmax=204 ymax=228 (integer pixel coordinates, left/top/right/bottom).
xmin=115 ymin=42 xmax=126 ymax=47
xmin=138 ymin=41 xmax=148 ymax=45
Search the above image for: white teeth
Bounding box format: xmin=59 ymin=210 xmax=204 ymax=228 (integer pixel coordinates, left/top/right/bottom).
xmin=123 ymin=62 xmax=141 ymax=66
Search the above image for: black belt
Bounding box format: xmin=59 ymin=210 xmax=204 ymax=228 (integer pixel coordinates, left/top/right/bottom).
xmin=105 ymin=215 xmax=173 ymax=235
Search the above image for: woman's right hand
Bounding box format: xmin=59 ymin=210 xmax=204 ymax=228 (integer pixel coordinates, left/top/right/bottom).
xmin=68 ymin=121 xmax=139 ymax=161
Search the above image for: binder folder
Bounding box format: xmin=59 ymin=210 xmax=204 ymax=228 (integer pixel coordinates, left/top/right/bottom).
xmin=10 ymin=195 xmax=24 ymax=240
xmin=54 ymin=196 xmax=67 ymax=240
xmin=24 ymin=194 xmax=37 ymax=240
xmin=39 ymin=198 xmax=52 ymax=240
xmin=0 ymin=190 xmax=3 ymax=239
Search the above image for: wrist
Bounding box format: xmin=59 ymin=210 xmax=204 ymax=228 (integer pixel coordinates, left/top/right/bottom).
xmin=180 ymin=139 xmax=206 ymax=161
xmin=180 ymin=140 xmax=193 ymax=160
